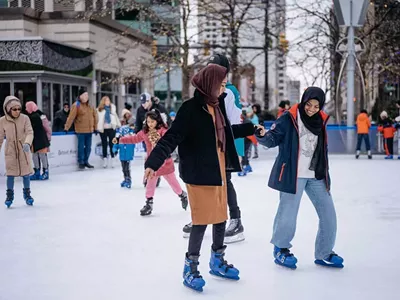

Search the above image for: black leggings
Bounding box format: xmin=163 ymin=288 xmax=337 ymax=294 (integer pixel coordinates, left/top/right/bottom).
xmin=100 ymin=128 xmax=116 ymax=158
xmin=188 ymin=222 xmax=226 ymax=256
xmin=226 ymin=172 xmax=240 ymax=219
xmin=121 ymin=161 xmax=131 ymax=180
xmin=241 ymin=138 xmax=252 ymax=166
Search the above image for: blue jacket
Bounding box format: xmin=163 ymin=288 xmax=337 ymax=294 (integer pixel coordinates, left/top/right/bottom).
xmin=256 ymin=104 xmax=330 ymax=194
xmin=113 ymin=143 xmax=135 ymax=162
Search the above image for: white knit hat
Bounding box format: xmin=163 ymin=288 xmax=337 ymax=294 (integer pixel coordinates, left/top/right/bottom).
xmin=380 ymin=111 xmax=388 ymax=119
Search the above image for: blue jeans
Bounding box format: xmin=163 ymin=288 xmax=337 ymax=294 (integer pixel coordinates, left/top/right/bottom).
xmin=7 ymin=175 xmax=30 ymax=190
xmin=356 ymin=134 xmax=371 ymax=151
xmin=271 ymin=178 xmax=337 ymax=260
xmin=77 ymin=133 xmax=92 ymax=165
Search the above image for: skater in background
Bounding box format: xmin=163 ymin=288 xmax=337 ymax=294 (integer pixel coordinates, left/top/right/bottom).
xmin=238 ymin=107 xmax=256 ymax=177
xmin=97 ymin=96 xmax=121 ymax=168
xmin=119 ymin=110 xmax=188 ymax=216
xmin=53 ymin=102 xmax=73 ymax=132
xmin=277 ymin=100 xmax=290 ymax=118
xmin=135 ymin=93 xmax=169 ymax=134
xmin=246 ymin=105 xmax=260 ymax=159
xmin=355 ymin=109 xmax=372 ymax=159
xmin=182 ymin=53 xmax=247 ymax=244
xmin=257 ymin=87 xmax=344 ymax=270
xmin=113 ymin=125 xmax=135 ymax=189
xmin=169 ymin=111 xmax=180 ymax=163
xmin=64 ymin=88 xmax=98 ymax=170
xmin=143 ymin=64 xmax=257 ymax=292
xmin=0 ymin=96 xmax=35 ymax=207
xmin=378 ymin=111 xmax=396 ymax=159
xmin=120 ymin=107 xmax=135 ymax=126
xmin=25 ymin=101 xmax=51 ymax=180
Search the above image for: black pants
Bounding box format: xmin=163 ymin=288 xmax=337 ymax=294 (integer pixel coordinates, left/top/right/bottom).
xmin=121 ymin=161 xmax=131 ymax=180
xmin=188 ymin=222 xmax=226 ymax=256
xmin=356 ymin=134 xmax=371 ymax=151
xmin=100 ymin=128 xmax=116 ymax=158
xmin=226 ymin=172 xmax=241 ymax=219
xmin=384 ymin=138 xmax=394 ymax=155
xmin=241 ymin=138 xmax=252 ymax=166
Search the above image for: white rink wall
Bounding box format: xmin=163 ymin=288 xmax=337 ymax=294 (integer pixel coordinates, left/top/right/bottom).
xmin=0 ymin=134 xmax=146 ymax=176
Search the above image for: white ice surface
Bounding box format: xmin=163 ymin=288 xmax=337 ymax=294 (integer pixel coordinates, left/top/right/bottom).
xmin=0 ymin=150 xmax=399 ymax=300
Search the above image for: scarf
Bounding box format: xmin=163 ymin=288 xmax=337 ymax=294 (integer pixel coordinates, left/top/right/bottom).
xmin=191 ymin=64 xmax=228 ymax=152
xmin=148 ymin=128 xmax=161 ymax=150
xmin=298 ymin=87 xmax=326 ymax=180
xmin=104 ymin=105 xmax=111 ymax=124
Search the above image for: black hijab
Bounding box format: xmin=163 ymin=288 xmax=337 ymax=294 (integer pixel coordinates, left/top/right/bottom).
xmin=298 ymin=87 xmax=327 ymax=180
xmin=298 ymin=87 xmax=326 ymax=135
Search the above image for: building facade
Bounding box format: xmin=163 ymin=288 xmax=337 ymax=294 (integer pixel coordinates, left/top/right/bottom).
xmin=196 ymin=0 xmax=288 ymax=109
xmin=0 ymin=2 xmax=153 ymax=122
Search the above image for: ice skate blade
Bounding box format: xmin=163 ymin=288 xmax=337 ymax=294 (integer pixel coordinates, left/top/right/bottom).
xmin=224 ymin=233 xmax=245 ymax=244
xmin=25 ymin=200 xmax=34 ymax=206
xmin=314 ymin=260 xmax=344 ymax=269
xmin=274 ymin=259 xmax=297 ymax=270
xmin=209 ymin=270 xmax=240 ymax=281
xmin=183 ymin=232 xmax=190 ymax=238
xmin=183 ymin=281 xmax=204 ymax=292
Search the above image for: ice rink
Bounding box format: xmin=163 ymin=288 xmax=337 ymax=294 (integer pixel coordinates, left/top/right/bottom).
xmin=0 ymin=150 xmax=399 ymax=300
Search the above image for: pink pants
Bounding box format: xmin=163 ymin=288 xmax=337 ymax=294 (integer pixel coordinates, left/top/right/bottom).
xmin=145 ymin=172 xmax=183 ymax=199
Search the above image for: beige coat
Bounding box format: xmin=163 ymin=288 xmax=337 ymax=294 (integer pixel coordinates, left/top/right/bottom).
xmin=0 ymin=97 xmax=34 ymax=176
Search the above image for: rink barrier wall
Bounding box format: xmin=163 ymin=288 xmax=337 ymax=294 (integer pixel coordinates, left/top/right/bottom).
xmin=263 ymin=121 xmax=399 ymax=155
xmin=0 ymin=132 xmax=146 ymax=176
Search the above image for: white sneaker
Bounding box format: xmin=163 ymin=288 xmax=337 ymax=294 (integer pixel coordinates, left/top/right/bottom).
xmin=103 ymin=158 xmax=108 ymax=168
xmin=109 ymin=157 xmax=115 ymax=168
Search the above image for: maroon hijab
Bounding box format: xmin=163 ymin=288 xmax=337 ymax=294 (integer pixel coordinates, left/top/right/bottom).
xmin=191 ymin=64 xmax=227 ymax=152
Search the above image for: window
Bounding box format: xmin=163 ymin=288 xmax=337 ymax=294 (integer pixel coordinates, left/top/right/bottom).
xmin=279 ymin=86 xmax=284 ymax=90
xmin=96 ymin=0 xmax=102 ymax=10
xmin=0 ymin=82 xmax=10 ymax=117
xmin=34 ymin=0 xmax=44 ymax=11
xmin=9 ymin=0 xmax=18 ymax=7
xmin=279 ymin=80 xmax=284 ymax=83
xmin=63 ymin=85 xmax=71 ymax=106
xmin=52 ymin=84 xmax=61 ymax=120
xmin=42 ymin=83 xmax=51 ymax=121
xmin=0 ymin=0 xmax=8 ymax=7
xmin=14 ymin=82 xmax=37 ymax=111
xmin=53 ymin=0 xmax=74 ymax=11
xmin=22 ymin=0 xmax=31 ymax=8
xmin=85 ymin=0 xmax=93 ymax=10
xmin=115 ymin=9 xmax=141 ymax=20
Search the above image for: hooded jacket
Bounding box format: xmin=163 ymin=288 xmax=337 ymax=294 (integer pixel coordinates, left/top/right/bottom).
xmin=257 ymin=105 xmax=330 ymax=194
xmin=0 ymin=96 xmax=34 ymax=176
xmin=25 ymin=101 xmax=51 ymax=153
xmin=356 ymin=112 xmax=371 ymax=134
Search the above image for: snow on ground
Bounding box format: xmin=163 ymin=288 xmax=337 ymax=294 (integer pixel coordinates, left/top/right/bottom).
xmin=0 ymin=149 xmax=399 ymax=300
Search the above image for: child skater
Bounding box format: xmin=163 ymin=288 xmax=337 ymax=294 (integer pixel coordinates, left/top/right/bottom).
xmin=0 ymin=96 xmax=35 ymax=207
xmin=113 ymin=125 xmax=136 ymax=189
xmin=378 ymin=111 xmax=396 ymax=159
xmin=25 ymin=101 xmax=52 ymax=180
xmin=119 ymin=110 xmax=188 ymax=216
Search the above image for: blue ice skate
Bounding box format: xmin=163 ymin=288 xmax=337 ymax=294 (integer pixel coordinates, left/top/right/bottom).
xmin=238 ymin=169 xmax=247 ymax=177
xmin=23 ymin=188 xmax=34 ymax=206
xmin=315 ymin=253 xmax=344 ymax=268
xmin=40 ymin=169 xmax=49 ymax=180
xmin=274 ymin=246 xmax=298 ymax=269
xmin=243 ymin=165 xmax=253 ymax=173
xmin=209 ymin=246 xmax=240 ymax=280
xmin=385 ymin=155 xmax=393 ymax=159
xmin=183 ymin=254 xmax=206 ymax=292
xmin=30 ymin=168 xmax=40 ymax=181
xmin=5 ymin=189 xmax=14 ymax=208
xmin=125 ymin=178 xmax=132 ymax=189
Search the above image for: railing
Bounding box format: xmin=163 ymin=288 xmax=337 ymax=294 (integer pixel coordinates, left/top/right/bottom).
xmin=263 ymin=121 xmax=399 ymax=154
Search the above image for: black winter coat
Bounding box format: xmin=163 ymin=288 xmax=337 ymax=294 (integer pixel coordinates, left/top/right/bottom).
xmin=135 ymin=102 xmax=171 ymax=133
xmin=53 ymin=109 xmax=73 ymax=132
xmin=144 ymin=91 xmax=255 ymax=186
xmin=28 ymin=111 xmax=50 ymax=152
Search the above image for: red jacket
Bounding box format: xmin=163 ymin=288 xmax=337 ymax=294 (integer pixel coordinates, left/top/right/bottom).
xmin=120 ymin=127 xmax=175 ymax=176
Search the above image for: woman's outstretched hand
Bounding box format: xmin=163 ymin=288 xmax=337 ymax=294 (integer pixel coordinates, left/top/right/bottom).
xmin=144 ymin=168 xmax=155 ymax=180
xmin=255 ymin=125 xmax=267 ymax=137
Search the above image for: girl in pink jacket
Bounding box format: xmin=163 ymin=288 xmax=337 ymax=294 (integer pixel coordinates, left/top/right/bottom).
xmin=119 ymin=110 xmax=188 ymax=216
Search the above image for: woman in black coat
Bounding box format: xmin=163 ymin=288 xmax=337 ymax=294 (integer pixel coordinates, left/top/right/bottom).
xmin=144 ymin=64 xmax=259 ymax=292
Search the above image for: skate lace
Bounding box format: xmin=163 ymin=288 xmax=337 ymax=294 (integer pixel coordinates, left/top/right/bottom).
xmin=226 ymin=219 xmax=239 ymax=232
xmin=190 ymin=261 xmax=202 ymax=279
xmin=280 ymin=248 xmax=294 ymax=257
xmin=218 ymin=253 xmax=234 ymax=271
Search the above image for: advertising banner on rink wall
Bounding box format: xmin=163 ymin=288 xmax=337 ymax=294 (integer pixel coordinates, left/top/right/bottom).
xmin=0 ymin=133 xmax=146 ymax=176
